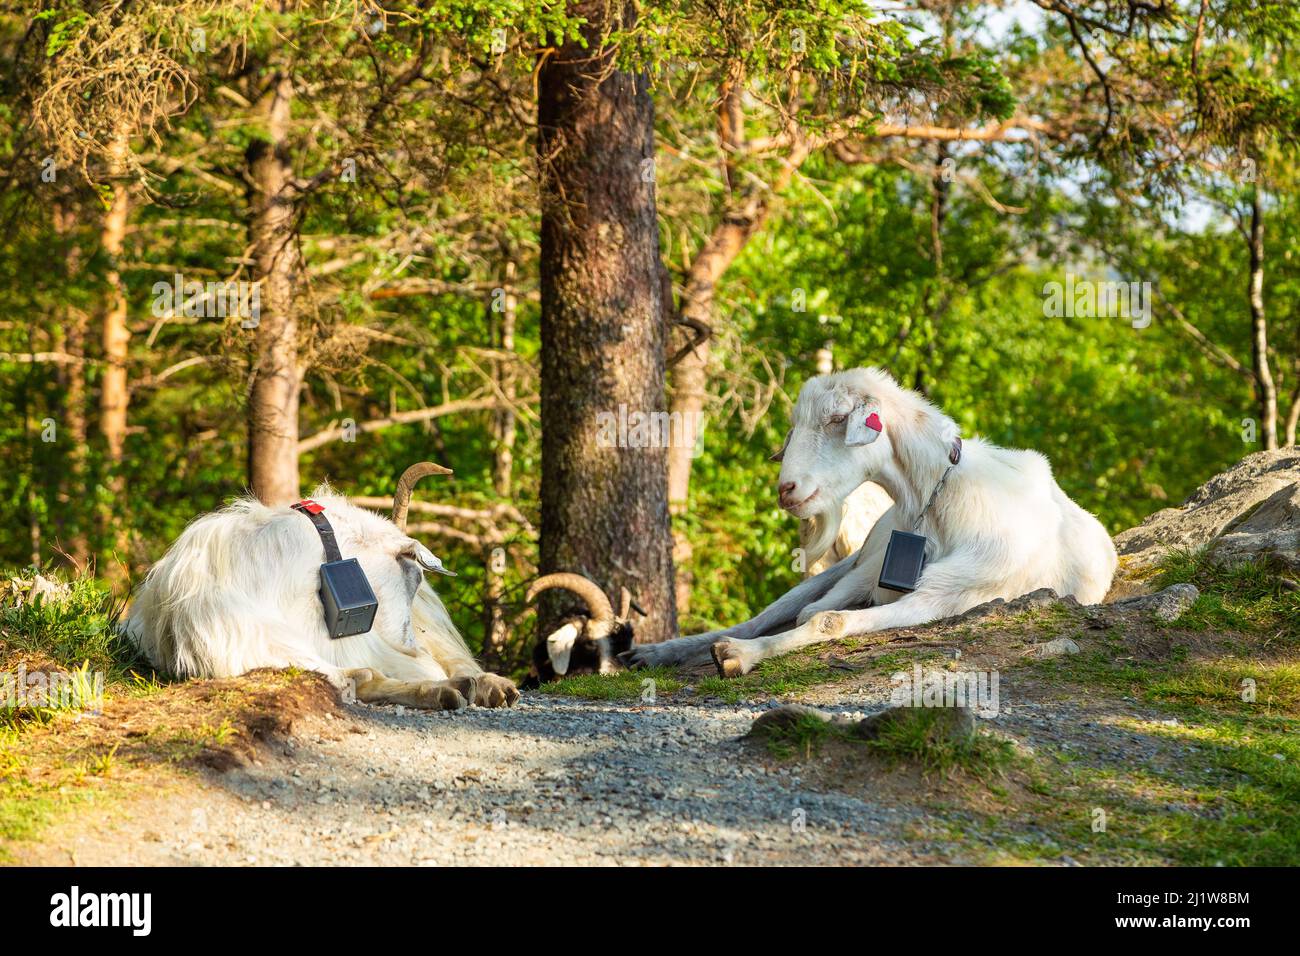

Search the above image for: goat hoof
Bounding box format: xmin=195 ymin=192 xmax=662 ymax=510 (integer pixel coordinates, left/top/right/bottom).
xmin=711 ymin=641 xmax=747 ymax=678
xmin=425 ymin=685 xmax=467 ymax=710
xmin=619 ymin=646 xmax=656 ymax=669
xmin=813 ymin=611 xmax=845 ymax=636
xmin=474 ymin=673 xmax=520 ymax=708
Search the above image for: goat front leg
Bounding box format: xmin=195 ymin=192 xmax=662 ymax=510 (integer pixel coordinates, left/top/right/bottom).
xmin=711 ymin=564 xmax=995 ymax=677
xmin=621 ymin=550 xmax=861 ymax=670
xmin=468 ymin=672 xmax=520 ymax=708
xmin=346 ymin=668 xmax=476 ymax=710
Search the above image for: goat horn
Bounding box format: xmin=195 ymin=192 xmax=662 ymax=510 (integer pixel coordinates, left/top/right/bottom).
xmin=526 ymin=573 xmax=614 ymax=622
xmin=392 ymin=461 xmax=453 ymax=531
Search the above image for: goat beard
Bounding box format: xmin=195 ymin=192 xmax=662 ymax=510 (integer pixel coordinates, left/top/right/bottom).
xmin=799 ymin=494 xmax=845 ymax=567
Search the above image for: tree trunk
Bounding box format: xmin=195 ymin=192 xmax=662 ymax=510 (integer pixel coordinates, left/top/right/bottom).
xmin=246 ymin=72 xmax=302 ymax=505
xmin=1285 ymin=375 xmax=1299 ymax=447
xmin=1247 ymin=188 xmax=1278 ymax=450
xmin=97 ymin=128 xmax=132 ymax=577
xmin=537 ymin=1 xmax=677 ymax=644
xmin=481 ymin=544 xmax=508 ymax=669
xmin=491 ymin=260 xmax=518 ymax=497
xmin=53 ymin=202 xmax=90 ymax=570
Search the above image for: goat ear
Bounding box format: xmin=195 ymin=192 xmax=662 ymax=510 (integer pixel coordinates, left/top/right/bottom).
xmin=769 ymin=428 xmax=792 ymax=462
xmin=844 ymin=405 xmax=883 ymax=447
xmin=546 ymin=622 xmax=581 ymax=676
xmin=411 ymin=542 xmax=457 ymax=577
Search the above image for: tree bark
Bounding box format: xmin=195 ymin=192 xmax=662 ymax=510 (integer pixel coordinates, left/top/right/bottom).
xmin=97 ymin=128 xmax=132 ymax=576
xmin=53 ymin=202 xmax=90 ymax=569
xmin=246 ymin=72 xmax=302 ymax=504
xmin=1285 ymin=374 xmax=1299 ymax=447
xmin=537 ymin=1 xmax=677 ymax=644
xmin=491 ymin=259 xmax=519 ymax=497
xmin=1247 ymin=188 xmax=1278 ymax=450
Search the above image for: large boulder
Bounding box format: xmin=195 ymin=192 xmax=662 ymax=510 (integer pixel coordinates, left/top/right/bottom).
xmin=1114 ymin=449 xmax=1300 ymax=575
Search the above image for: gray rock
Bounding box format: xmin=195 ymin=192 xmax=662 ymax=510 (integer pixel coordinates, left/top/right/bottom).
xmin=956 ymin=588 xmax=1069 ymax=622
xmin=747 ymin=703 xmax=855 ymax=737
xmin=1023 ymin=636 xmax=1081 ymax=659
xmin=1114 ymin=448 xmax=1300 ymax=573
xmin=1111 ymin=582 xmax=1200 ymax=621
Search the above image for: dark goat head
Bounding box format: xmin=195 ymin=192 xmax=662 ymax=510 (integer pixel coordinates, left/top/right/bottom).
xmin=523 ymin=574 xmax=640 ymax=686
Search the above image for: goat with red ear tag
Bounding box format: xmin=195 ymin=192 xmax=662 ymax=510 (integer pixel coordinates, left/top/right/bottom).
xmin=622 ymin=366 xmax=1117 ymax=677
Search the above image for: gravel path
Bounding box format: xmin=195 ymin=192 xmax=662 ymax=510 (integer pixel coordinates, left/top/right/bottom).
xmin=45 ymin=691 xmax=954 ymax=866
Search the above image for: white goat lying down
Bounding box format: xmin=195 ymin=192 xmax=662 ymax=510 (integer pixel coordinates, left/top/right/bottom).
xmin=126 ymin=463 xmax=518 ymax=710
xmin=624 ymin=367 xmax=1117 ymax=676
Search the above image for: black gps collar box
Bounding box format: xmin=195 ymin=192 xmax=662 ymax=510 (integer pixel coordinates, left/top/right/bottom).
xmin=878 ymin=529 xmax=927 ymax=593
xmin=292 ymin=500 xmax=379 ymax=639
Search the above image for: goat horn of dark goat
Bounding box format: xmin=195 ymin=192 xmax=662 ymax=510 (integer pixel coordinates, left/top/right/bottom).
xmin=526 ymin=573 xmax=614 ymax=623
xmin=392 ymin=461 xmax=454 ymax=531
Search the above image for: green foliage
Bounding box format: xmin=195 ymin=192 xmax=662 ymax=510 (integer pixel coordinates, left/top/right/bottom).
xmin=863 ymin=707 xmax=1015 ymax=779
xmin=0 ymin=572 xmax=138 ymax=680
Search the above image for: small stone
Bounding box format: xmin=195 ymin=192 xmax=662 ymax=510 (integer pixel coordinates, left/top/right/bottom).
xmin=1023 ymin=637 xmax=1081 ymax=659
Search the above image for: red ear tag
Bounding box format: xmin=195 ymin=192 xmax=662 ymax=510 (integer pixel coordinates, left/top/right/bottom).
xmin=865 ymin=412 xmax=883 ymax=432
xmin=296 ymin=499 xmax=325 ymax=515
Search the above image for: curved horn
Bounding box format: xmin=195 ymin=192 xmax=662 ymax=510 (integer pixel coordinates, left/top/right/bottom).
xmin=526 ymin=573 xmax=614 ymax=622
xmin=392 ymin=461 xmax=453 ymax=531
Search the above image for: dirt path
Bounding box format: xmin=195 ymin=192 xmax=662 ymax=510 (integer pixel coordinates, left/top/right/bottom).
xmin=14 ymin=584 xmax=1291 ymax=867
xmin=20 ymin=690 xmax=952 ymax=867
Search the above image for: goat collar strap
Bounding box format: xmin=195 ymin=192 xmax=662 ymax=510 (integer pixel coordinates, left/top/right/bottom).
xmin=914 ymin=436 xmax=962 ymax=531
xmin=291 ymin=499 xmax=342 ymax=563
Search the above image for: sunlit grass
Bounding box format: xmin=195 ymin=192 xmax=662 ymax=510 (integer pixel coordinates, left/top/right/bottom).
xmin=537 ymin=667 xmax=682 ymax=700
xmin=696 ymin=652 xmax=853 ymax=703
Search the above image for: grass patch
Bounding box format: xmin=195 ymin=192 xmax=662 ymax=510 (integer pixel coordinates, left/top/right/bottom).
xmin=1 ymin=570 xmax=158 ymax=733
xmin=760 ymin=712 xmax=843 ymax=759
xmin=538 ymin=667 xmax=683 ymax=701
xmin=864 ymin=708 xmax=1016 ymax=780
xmin=759 ymin=707 xmax=1016 ymax=782
xmin=1153 ymin=549 xmax=1300 ymax=644
xmin=927 ymin=553 xmax=1300 ymax=864
xmin=0 ymin=571 xmax=141 ymax=679
xmin=968 ymin=709 xmax=1300 ymax=865
xmin=696 ymin=651 xmax=855 ymax=703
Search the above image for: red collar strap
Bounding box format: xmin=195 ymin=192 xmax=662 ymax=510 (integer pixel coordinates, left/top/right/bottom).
xmin=291 ymin=500 xmax=341 ymax=562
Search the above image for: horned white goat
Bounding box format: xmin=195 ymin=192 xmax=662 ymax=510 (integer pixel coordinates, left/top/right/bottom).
xmin=623 ymin=366 xmax=1117 ymax=676
xmin=126 ymin=463 xmax=518 ymax=710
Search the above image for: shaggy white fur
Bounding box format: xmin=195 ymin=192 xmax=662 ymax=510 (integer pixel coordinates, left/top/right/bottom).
xmin=624 ymin=366 xmax=1117 ymax=675
xmin=125 ymin=485 xmax=482 ymax=691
